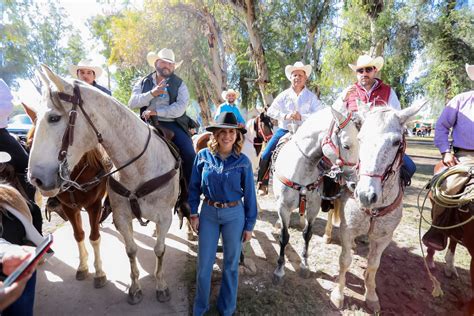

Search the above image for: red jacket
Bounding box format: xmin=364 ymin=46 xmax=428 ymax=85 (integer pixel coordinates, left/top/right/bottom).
xmin=344 ymin=80 xmax=391 ymax=112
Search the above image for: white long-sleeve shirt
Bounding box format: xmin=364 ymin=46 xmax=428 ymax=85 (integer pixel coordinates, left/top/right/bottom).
xmin=0 ymin=79 xmax=14 ymax=128
xmin=267 ymin=86 xmax=323 ymax=129
xmin=128 ymin=75 xmax=190 ymax=121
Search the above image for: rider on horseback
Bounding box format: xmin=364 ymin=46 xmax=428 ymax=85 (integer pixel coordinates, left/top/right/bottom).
xmin=422 ymin=63 xmax=474 ymax=251
xmin=129 ymin=48 xmax=196 ymax=185
xmin=214 ymin=89 xmax=246 ymax=128
xmin=256 ymin=61 xmax=322 ymax=195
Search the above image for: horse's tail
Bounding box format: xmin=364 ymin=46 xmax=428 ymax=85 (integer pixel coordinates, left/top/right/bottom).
xmin=332 ymin=198 xmax=341 ymax=226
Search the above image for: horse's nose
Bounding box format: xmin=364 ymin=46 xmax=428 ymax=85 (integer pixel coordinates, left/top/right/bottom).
xmin=347 ymin=181 xmax=357 ymax=192
xmin=29 ymin=175 xmax=43 ymax=188
xmin=359 ymin=191 xmax=377 ymax=206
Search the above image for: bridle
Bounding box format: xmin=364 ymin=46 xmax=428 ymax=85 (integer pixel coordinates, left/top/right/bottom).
xmin=51 ymin=84 xmax=152 ymax=192
xmin=359 ymin=134 xmax=406 ymax=186
xmin=320 ymin=112 xmax=358 ymax=181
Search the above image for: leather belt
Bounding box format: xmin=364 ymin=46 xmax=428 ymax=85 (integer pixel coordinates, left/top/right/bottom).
xmin=205 ymin=198 xmax=239 ymax=208
xmin=454 ymin=147 xmax=474 ymax=153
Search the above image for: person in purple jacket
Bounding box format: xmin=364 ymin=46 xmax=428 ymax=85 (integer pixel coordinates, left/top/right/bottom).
xmin=422 ymin=63 xmax=474 ymax=251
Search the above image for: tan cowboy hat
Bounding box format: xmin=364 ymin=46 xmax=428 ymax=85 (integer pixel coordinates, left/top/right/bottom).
xmin=0 ymin=151 xmax=11 ymax=163
xmin=285 ymin=61 xmax=312 ymax=81
xmin=221 ymin=89 xmax=240 ymax=100
xmin=147 ymin=48 xmax=183 ymax=69
xmin=69 ymin=59 xmax=103 ymax=78
xmin=466 ymin=64 xmax=474 ymax=81
xmin=349 ymin=54 xmax=384 ymax=72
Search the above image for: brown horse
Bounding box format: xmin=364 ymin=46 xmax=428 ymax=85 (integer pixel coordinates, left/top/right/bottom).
xmin=425 ymin=160 xmax=474 ymax=313
xmin=26 ymin=105 xmax=111 ymax=288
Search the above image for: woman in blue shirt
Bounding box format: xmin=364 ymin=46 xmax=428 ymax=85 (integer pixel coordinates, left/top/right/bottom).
xmin=189 ymin=112 xmax=257 ymax=316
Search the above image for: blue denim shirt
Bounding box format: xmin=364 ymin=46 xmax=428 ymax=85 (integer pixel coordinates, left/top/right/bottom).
xmin=188 ymin=148 xmax=257 ymax=231
xmin=214 ymin=103 xmax=246 ymax=125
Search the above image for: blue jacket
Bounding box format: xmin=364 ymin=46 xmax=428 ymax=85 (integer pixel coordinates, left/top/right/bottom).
xmin=214 ymin=103 xmax=246 ymax=125
xmin=188 ymin=148 xmax=257 ymax=231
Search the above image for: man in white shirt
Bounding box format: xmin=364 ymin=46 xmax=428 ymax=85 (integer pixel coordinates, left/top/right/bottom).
xmin=256 ymin=62 xmax=322 ymax=195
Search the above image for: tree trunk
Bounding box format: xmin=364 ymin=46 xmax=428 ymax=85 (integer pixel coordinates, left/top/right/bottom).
xmin=302 ymin=0 xmax=331 ymax=63
xmin=227 ymin=0 xmax=273 ymax=108
xmin=192 ymin=71 xmax=213 ymax=126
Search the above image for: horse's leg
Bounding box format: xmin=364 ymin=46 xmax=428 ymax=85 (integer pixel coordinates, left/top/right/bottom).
xmin=426 ymin=246 xmax=436 ymax=270
xmin=273 ymin=207 xmax=291 ymax=284
xmin=88 ymin=199 xmax=107 ymax=288
xmin=154 ymin=214 xmax=173 ymax=302
xmin=444 ymin=238 xmax=458 ymax=278
xmin=64 ymin=205 xmax=89 ymax=280
xmin=323 ymin=209 xmax=334 ymax=244
xmin=114 ymin=214 xmax=142 ymax=304
xmin=330 ymin=225 xmax=354 ymax=309
xmin=300 ymin=207 xmax=318 ymax=278
xmin=364 ymin=235 xmax=392 ymax=312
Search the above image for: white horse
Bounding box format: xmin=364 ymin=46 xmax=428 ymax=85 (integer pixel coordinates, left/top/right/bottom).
xmin=330 ymin=103 xmax=423 ymax=312
xmin=272 ymin=107 xmax=360 ymax=283
xmin=28 ymin=65 xmax=184 ymax=305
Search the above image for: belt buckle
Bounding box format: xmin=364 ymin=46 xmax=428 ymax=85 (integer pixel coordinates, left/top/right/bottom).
xmin=214 ymin=202 xmax=224 ymax=208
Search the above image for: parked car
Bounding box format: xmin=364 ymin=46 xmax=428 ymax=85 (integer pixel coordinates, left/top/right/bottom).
xmin=7 ymin=114 xmax=33 ymax=144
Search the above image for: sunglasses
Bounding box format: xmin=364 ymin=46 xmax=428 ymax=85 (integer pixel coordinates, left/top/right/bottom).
xmin=356 ymin=67 xmax=375 ymax=74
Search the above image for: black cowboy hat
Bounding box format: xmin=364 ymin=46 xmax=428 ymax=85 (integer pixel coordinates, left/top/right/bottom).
xmin=206 ymin=112 xmax=247 ymax=134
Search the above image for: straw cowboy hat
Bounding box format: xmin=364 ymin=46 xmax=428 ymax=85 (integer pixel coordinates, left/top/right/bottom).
xmin=221 ymin=89 xmax=240 ymax=100
xmin=466 ymin=63 xmax=474 ymax=81
xmin=69 ymin=59 xmax=103 ymax=78
xmin=206 ymin=112 xmax=247 ymax=134
xmin=349 ymin=54 xmax=384 ymax=72
xmin=285 ymin=61 xmax=312 ymax=81
xmin=0 ymin=151 xmax=11 ymax=163
xmin=147 ymin=48 xmax=183 ymax=69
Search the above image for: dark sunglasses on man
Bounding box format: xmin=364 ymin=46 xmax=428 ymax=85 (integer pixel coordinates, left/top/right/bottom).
xmin=356 ymin=66 xmax=375 ymax=74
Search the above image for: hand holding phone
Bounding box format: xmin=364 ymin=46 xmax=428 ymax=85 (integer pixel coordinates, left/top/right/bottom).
xmin=1 ymin=234 xmax=53 ymax=289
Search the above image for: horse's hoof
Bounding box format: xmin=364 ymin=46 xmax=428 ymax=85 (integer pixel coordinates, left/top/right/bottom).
xmin=76 ymin=269 xmax=89 ymax=281
xmin=299 ymin=266 xmax=311 ymax=279
xmin=156 ymin=288 xmax=171 ymax=302
xmin=94 ymin=275 xmax=107 ymax=288
xmin=127 ymin=289 xmax=143 ymax=305
xmin=444 ymin=266 xmax=459 ymax=278
xmin=272 ymin=273 xmax=283 ymax=285
xmin=322 ymin=234 xmax=332 ymax=244
xmin=366 ymin=299 xmax=380 ymax=312
xmin=330 ymin=290 xmax=344 ymax=309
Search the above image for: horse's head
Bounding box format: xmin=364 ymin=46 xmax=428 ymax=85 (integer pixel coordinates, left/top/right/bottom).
xmin=321 ymin=108 xmax=360 ymax=187
xmin=355 ymin=102 xmax=425 ymax=207
xmin=255 ymin=111 xmax=274 ymax=142
xmin=28 ymin=65 xmax=101 ymax=196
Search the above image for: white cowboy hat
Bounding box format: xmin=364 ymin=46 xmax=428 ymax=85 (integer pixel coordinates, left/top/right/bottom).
xmin=69 ymin=59 xmax=103 ymax=78
xmin=147 ymin=48 xmax=183 ymax=69
xmin=0 ymin=151 xmax=11 ymax=163
xmin=221 ymin=89 xmax=240 ymax=100
xmin=349 ymin=54 xmax=384 ymax=72
xmin=466 ymin=63 xmax=474 ymax=81
xmin=285 ymin=61 xmax=312 ymax=81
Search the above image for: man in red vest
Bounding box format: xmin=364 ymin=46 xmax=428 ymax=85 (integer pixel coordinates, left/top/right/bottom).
xmin=335 ymin=54 xmax=400 ymax=111
xmin=334 ymin=54 xmax=415 ymax=188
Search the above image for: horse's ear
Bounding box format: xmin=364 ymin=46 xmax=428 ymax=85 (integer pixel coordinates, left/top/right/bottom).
xmin=397 ymin=100 xmax=427 ymax=125
xmin=40 ymin=64 xmax=67 ymax=93
xmin=351 ymin=112 xmax=364 ymax=131
xmin=330 ymin=107 xmax=353 ymax=127
xmin=35 ymin=68 xmax=50 ymax=89
xmin=21 ymin=102 xmax=37 ymax=124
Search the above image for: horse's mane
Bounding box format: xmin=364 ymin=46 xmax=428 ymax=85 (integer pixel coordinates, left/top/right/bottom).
xmin=81 ymin=146 xmax=112 ymax=173
xmin=0 ymin=182 xmax=32 ymax=222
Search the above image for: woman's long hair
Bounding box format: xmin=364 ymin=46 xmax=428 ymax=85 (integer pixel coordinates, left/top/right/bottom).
xmin=208 ymin=128 xmax=244 ymax=155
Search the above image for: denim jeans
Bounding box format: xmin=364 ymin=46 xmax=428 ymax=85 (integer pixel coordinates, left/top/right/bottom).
xmin=193 ymin=203 xmax=245 ymax=316
xmin=260 ymin=128 xmax=288 ymax=161
xmin=2 ymin=271 xmax=36 ymax=316
xmin=157 ymin=121 xmax=196 ymax=184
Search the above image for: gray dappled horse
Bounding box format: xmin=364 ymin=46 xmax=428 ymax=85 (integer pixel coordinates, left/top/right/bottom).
xmin=330 ymin=103 xmax=424 ymax=312
xmin=271 ymin=107 xmax=360 ymax=283
xmin=28 ymin=65 xmax=184 ymax=305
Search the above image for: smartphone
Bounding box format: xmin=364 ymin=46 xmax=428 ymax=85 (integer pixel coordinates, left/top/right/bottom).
xmin=1 ymin=234 xmax=53 ymax=288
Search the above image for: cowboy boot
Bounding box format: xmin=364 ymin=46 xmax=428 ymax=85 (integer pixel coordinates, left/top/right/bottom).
xmin=257 ymin=158 xmax=271 ymax=196
xmin=422 ymin=205 xmax=448 ymax=251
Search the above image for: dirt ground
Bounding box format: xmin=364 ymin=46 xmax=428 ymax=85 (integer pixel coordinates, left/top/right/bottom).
xmin=186 ymin=154 xmax=472 ymax=315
